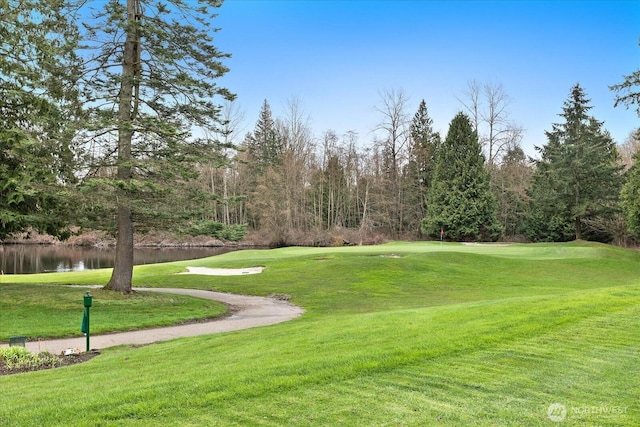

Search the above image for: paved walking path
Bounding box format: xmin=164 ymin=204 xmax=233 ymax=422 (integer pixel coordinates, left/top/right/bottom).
xmin=6 ymin=287 xmax=304 ymax=355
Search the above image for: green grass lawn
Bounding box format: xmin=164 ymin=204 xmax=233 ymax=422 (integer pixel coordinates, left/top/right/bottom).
xmin=0 ymin=285 xmax=227 ymax=341
xmin=0 ymin=241 xmax=638 ymax=426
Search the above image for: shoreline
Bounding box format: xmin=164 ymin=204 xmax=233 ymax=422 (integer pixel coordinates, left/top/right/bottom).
xmin=0 ymin=231 xmax=264 ymax=249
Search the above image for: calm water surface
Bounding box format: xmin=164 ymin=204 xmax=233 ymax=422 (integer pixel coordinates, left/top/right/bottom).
xmin=0 ymin=245 xmax=237 ymax=274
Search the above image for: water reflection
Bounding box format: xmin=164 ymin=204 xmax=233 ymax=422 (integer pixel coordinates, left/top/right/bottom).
xmin=0 ymin=245 xmax=235 ymax=274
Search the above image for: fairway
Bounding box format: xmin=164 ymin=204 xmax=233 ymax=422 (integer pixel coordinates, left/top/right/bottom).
xmin=0 ymin=241 xmax=638 ymax=426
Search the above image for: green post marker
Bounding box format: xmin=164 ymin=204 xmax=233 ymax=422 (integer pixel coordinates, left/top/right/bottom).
xmin=82 ymin=292 xmax=93 ymax=352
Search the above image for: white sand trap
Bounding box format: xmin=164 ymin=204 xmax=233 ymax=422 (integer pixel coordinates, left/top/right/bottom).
xmin=180 ymin=266 xmax=264 ymax=276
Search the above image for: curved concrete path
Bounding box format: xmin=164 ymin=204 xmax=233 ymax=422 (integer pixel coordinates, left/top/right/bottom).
xmin=9 ymin=288 xmax=304 ymax=355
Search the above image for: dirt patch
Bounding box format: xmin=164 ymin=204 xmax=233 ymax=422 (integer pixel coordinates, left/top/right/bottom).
xmin=380 ymin=254 xmax=403 ymax=258
xmin=268 ymin=293 xmax=292 ymax=301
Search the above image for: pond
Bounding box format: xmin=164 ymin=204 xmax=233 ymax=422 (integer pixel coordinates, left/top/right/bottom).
xmin=0 ymin=245 xmax=237 ymax=274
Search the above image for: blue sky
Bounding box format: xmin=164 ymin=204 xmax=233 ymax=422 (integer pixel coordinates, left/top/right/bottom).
xmin=214 ymin=0 xmax=639 ymax=156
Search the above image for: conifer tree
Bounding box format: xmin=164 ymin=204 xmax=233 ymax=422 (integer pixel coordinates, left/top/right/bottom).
xmin=404 ymin=100 xmax=440 ymax=235
xmin=525 ymin=137 xmax=574 ymax=241
xmin=239 ymin=100 xmax=284 ymax=230
xmin=621 ymin=150 xmax=640 ymax=237
xmin=611 ymin=40 xmax=640 ymax=117
xmin=243 ymin=100 xmax=283 ymax=175
xmin=612 ymin=44 xmax=640 ymax=239
xmin=0 ymin=0 xmax=80 ymax=240
xmin=526 ymin=84 xmax=623 ymax=241
xmin=422 ymin=112 xmax=502 ymax=241
xmin=76 ymin=0 xmax=233 ymax=292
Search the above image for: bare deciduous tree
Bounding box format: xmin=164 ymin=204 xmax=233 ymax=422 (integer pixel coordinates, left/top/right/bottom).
xmin=457 ymin=80 xmax=481 ymax=135
xmin=278 ymin=98 xmax=315 ymax=231
xmin=458 ymin=81 xmax=523 ymax=166
xmin=199 ymin=99 xmax=246 ymax=226
xmin=619 ymin=127 xmax=640 ymax=169
xmin=373 ymin=88 xmax=411 ymax=237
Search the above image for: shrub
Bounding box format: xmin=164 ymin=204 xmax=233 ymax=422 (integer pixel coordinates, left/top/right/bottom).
xmin=0 ymin=347 xmax=59 ymax=371
xmin=182 ymin=221 xmax=247 ymax=242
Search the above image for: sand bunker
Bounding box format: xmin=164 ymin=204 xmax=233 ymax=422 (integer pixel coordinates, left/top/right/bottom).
xmin=180 ymin=266 xmax=264 ymax=276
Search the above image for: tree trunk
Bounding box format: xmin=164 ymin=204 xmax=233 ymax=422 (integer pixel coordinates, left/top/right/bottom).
xmin=106 ymin=204 xmax=134 ymax=292
xmin=575 ymin=215 xmax=582 ymax=240
xmin=105 ymin=0 xmax=138 ymax=293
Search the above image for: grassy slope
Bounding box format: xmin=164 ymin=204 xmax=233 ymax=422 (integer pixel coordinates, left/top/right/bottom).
xmin=0 ymin=241 xmax=638 ymax=426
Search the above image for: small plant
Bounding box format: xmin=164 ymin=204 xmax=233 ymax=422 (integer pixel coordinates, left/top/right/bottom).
xmin=0 ymin=347 xmax=30 ymax=369
xmin=0 ymin=347 xmax=59 ymax=371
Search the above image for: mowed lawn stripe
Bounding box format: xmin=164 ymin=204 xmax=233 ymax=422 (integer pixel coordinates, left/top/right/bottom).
xmin=191 ymin=288 xmax=639 ymax=426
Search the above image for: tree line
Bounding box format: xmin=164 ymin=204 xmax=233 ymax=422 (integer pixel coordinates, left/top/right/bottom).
xmin=207 ymin=82 xmax=638 ymax=247
xmin=1 ymin=0 xmax=639 ymax=292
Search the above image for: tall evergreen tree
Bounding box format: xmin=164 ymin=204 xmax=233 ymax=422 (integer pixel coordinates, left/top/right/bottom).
xmin=612 ymin=44 xmax=640 ymax=240
xmin=244 ymin=100 xmax=283 ymax=175
xmin=525 ymin=136 xmax=574 ymax=242
xmin=422 ymin=112 xmax=502 ymax=241
xmin=0 ymin=0 xmax=80 ymax=240
xmin=404 ymin=99 xmax=440 ymax=236
xmin=240 ymin=100 xmax=284 ymax=230
xmin=610 ymin=40 xmax=640 ymax=117
xmin=621 ymin=151 xmax=640 ymax=237
xmin=76 ymin=0 xmax=233 ymax=292
xmin=526 ymin=84 xmax=623 ymax=241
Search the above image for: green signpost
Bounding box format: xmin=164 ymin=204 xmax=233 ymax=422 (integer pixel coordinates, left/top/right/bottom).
xmin=81 ymin=292 xmax=93 ymax=352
